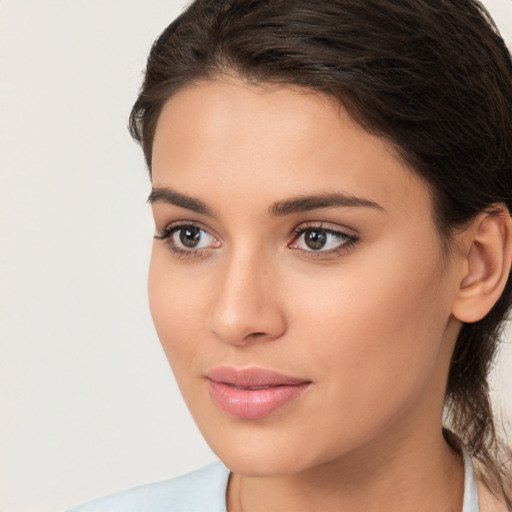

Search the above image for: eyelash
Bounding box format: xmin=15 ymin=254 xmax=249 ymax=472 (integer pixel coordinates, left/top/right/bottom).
xmin=289 ymin=223 xmax=359 ymax=258
xmin=154 ymin=221 xmax=359 ymax=259
xmin=154 ymin=221 xmax=219 ymax=258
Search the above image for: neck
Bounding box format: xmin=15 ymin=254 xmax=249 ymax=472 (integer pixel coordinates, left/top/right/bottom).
xmin=227 ymin=426 xmax=464 ymax=512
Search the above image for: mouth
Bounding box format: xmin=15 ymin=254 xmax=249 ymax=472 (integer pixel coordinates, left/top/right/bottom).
xmin=205 ymin=366 xmax=312 ymax=419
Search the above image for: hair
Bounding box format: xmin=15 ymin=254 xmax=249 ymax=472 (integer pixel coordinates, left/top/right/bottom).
xmin=129 ymin=0 xmax=512 ymax=502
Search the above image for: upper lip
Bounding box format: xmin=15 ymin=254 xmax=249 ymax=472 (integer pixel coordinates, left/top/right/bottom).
xmin=205 ymin=366 xmax=311 ymax=387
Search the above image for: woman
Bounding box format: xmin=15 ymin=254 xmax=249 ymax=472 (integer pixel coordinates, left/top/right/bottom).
xmin=69 ymin=0 xmax=512 ymax=510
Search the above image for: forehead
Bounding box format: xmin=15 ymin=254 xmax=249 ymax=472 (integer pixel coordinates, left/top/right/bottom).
xmin=151 ymin=79 xmax=432 ymax=220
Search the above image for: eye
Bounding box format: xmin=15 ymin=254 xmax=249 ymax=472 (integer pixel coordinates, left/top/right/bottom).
xmin=154 ymin=223 xmax=220 ymax=255
xmin=289 ymin=224 xmax=358 ymax=255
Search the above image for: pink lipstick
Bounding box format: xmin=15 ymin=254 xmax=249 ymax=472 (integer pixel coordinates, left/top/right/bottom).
xmin=205 ymin=367 xmax=311 ymax=419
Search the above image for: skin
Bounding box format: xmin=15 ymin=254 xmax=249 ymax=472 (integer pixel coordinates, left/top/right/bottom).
xmin=147 ymin=78 xmax=499 ymax=512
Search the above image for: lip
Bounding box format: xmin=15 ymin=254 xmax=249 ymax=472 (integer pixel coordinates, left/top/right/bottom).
xmin=205 ymin=366 xmax=312 ymax=419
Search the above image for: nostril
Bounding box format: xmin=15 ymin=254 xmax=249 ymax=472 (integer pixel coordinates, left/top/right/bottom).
xmin=211 ymin=329 xmax=277 ymax=345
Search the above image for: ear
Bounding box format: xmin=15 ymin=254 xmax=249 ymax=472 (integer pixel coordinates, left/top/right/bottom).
xmin=452 ymin=205 xmax=512 ymax=323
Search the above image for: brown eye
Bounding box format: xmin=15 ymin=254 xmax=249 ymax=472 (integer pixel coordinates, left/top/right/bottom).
xmin=290 ymin=225 xmax=358 ymax=255
xmin=155 ymin=223 xmax=220 ymax=255
xmin=304 ymin=229 xmax=328 ymax=250
xmin=179 ymin=225 xmax=202 ymax=248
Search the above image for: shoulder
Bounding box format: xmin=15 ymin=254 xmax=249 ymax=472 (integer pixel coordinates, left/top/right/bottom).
xmin=66 ymin=461 xmax=230 ymax=512
xmin=471 ymin=456 xmax=511 ymax=512
xmin=476 ymin=478 xmax=511 ymax=512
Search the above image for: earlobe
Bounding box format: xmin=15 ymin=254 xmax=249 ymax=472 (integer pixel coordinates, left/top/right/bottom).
xmin=452 ymin=205 xmax=512 ymax=323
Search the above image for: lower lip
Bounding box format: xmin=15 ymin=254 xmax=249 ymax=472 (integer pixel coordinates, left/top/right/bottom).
xmin=207 ymin=379 xmax=311 ymax=419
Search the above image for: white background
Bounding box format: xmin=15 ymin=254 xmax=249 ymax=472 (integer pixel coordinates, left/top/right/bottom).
xmin=0 ymin=1 xmax=511 ymax=511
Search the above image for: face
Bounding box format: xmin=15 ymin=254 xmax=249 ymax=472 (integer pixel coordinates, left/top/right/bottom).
xmin=149 ymin=79 xmax=461 ymax=477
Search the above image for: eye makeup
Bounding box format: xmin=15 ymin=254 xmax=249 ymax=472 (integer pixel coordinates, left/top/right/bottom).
xmin=154 ymin=219 xmax=360 ymax=261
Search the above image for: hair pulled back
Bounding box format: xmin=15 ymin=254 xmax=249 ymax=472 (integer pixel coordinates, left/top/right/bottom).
xmin=129 ymin=0 xmax=512 ymax=500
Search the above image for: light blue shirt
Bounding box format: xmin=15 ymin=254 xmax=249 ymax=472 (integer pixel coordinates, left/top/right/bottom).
xmin=67 ymin=449 xmax=480 ymax=512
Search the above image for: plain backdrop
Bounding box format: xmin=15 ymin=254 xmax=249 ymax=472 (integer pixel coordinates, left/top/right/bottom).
xmin=0 ymin=1 xmax=511 ymax=511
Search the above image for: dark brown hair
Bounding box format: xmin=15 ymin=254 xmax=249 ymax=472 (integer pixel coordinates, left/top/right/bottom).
xmin=129 ymin=0 xmax=512 ymax=501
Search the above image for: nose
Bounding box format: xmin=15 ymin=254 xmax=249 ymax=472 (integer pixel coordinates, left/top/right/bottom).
xmin=208 ymin=250 xmax=286 ymax=346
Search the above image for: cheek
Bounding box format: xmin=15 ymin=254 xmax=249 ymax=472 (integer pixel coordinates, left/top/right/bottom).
xmin=148 ymin=248 xmax=211 ymax=371
xmin=285 ymin=241 xmax=450 ymax=420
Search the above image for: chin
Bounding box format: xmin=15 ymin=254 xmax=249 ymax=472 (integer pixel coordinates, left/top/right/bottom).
xmin=197 ymin=420 xmax=323 ymax=477
xmin=220 ymin=447 xmax=312 ymax=478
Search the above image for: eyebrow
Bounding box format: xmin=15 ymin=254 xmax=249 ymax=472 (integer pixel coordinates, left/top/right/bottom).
xmin=268 ymin=192 xmax=384 ymax=216
xmin=147 ymin=187 xmax=384 ymax=217
xmin=147 ymin=187 xmax=215 ymax=217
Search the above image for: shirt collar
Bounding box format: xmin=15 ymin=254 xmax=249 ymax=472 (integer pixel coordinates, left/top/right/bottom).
xmin=462 ymin=446 xmax=480 ymax=512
